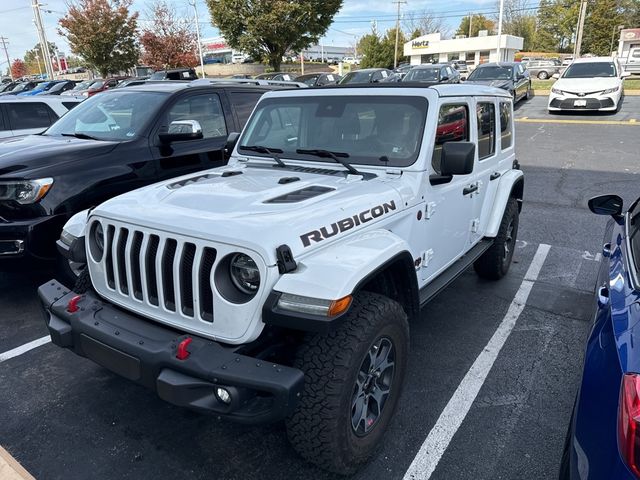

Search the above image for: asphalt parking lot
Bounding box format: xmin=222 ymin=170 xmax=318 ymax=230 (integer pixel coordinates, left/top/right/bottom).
xmin=1 ymin=95 xmax=640 ymax=480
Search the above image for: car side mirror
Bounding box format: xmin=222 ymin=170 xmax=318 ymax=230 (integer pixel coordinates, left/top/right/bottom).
xmin=159 ymin=120 xmax=203 ymax=143
xmin=588 ymin=194 xmax=623 ymax=218
xmin=440 ymin=142 xmax=475 ymax=176
xmin=225 ymin=132 xmax=240 ymax=156
xmin=552 ymin=73 xmax=560 ymax=80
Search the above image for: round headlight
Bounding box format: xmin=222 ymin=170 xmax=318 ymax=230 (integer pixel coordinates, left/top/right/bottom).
xmin=89 ymin=221 xmax=104 ymax=262
xmin=229 ymin=253 xmax=260 ymax=294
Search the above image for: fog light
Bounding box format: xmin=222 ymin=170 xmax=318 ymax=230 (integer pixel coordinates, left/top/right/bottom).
xmin=216 ymin=387 xmax=231 ymax=404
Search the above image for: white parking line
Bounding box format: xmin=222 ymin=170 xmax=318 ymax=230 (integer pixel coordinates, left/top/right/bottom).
xmin=403 ymin=243 xmax=551 ymax=480
xmin=0 ymin=336 xmax=51 ymax=363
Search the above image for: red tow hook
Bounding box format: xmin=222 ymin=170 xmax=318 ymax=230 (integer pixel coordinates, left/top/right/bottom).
xmin=176 ymin=337 xmax=193 ymax=360
xmin=66 ymin=295 xmax=83 ymax=313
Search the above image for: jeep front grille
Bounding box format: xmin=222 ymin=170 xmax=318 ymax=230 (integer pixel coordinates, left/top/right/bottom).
xmin=103 ymin=226 xmax=217 ymax=323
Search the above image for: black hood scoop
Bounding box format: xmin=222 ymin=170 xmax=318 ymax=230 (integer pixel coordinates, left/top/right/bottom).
xmin=265 ymin=185 xmax=335 ymax=204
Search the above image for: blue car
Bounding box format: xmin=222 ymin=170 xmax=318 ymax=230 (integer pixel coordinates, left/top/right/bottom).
xmin=17 ymin=80 xmax=62 ymax=96
xmin=561 ymin=194 xmax=640 ymax=479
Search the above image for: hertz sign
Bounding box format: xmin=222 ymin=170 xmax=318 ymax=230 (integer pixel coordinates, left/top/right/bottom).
xmin=412 ymin=40 xmax=430 ymax=49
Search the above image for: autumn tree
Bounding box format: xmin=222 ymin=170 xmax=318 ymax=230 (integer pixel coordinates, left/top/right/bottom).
xmin=456 ymin=14 xmax=495 ymax=38
xmin=23 ymin=42 xmax=58 ymax=75
xmin=59 ymin=0 xmax=139 ymax=77
xmin=10 ymin=59 xmax=27 ymax=78
xmin=207 ymin=0 xmax=342 ymax=71
xmin=140 ymin=1 xmax=198 ymax=69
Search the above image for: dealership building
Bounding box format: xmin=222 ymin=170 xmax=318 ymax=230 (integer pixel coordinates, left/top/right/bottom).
xmin=403 ymin=32 xmax=524 ymax=66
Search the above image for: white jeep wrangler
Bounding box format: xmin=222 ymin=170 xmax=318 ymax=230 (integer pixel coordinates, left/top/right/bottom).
xmin=40 ymin=84 xmax=523 ymax=474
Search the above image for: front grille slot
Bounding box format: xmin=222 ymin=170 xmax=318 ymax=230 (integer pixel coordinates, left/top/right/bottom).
xmin=130 ymin=232 xmax=144 ymax=300
xmin=100 ymin=223 xmax=220 ymax=324
xmin=145 ymin=235 xmax=160 ymax=305
xmin=162 ymin=239 xmax=177 ymax=311
xmin=199 ymin=248 xmax=216 ymax=322
xmin=105 ymin=225 xmax=116 ymax=289
xmin=116 ymin=228 xmax=129 ymax=294
xmin=179 ymin=243 xmax=196 ymax=317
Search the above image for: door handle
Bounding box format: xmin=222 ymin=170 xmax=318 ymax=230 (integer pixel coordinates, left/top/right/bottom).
xmin=463 ymin=183 xmax=478 ymax=196
xmin=490 ymin=172 xmax=501 ymax=181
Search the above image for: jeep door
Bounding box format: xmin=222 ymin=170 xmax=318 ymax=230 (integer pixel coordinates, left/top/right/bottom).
xmin=150 ymin=91 xmax=231 ymax=180
xmin=469 ymin=97 xmax=515 ymax=244
xmin=421 ymin=99 xmax=476 ymax=282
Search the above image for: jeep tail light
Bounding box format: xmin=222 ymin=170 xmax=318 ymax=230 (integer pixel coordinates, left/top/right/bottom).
xmin=619 ymin=373 xmax=640 ymax=477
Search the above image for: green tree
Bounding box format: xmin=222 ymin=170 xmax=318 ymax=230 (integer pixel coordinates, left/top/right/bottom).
xmin=582 ymin=0 xmax=625 ymax=55
xmin=534 ymin=0 xmax=579 ymax=52
xmin=59 ymin=0 xmax=140 ymax=77
xmin=358 ymin=28 xmax=407 ymax=69
xmin=621 ymin=0 xmax=640 ymax=26
xmin=23 ymin=42 xmax=57 ymax=75
xmin=207 ymin=0 xmax=342 ymax=71
xmin=456 ymin=14 xmax=494 ymax=37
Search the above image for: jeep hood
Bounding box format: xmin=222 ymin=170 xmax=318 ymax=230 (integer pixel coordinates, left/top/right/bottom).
xmin=92 ymin=164 xmax=404 ymax=265
xmin=0 ymin=134 xmax=119 ymax=178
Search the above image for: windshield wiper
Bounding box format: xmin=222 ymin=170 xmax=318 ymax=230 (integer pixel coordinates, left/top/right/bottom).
xmin=241 ymin=145 xmax=286 ymax=167
xmin=60 ymin=132 xmax=100 ymax=141
xmin=296 ymin=149 xmax=361 ymax=176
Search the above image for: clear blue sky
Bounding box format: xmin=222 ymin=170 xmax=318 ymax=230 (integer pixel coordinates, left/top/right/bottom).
xmin=0 ymin=0 xmax=537 ymax=68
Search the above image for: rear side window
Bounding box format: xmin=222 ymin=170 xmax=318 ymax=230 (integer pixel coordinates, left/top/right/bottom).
xmin=432 ymin=103 xmax=469 ymax=173
xmin=62 ymin=102 xmax=80 ymax=111
xmin=229 ymin=92 xmax=264 ymax=127
xmin=499 ymin=102 xmax=513 ymax=150
xmin=7 ymin=102 xmax=55 ymax=130
xmin=476 ymin=102 xmax=496 ymax=160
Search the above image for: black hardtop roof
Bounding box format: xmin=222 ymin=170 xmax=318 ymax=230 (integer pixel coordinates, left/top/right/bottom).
xmin=115 ymin=82 xmax=285 ymax=94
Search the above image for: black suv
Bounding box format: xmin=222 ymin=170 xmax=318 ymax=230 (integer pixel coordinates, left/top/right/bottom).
xmin=150 ymin=68 xmax=198 ymax=81
xmin=465 ymin=62 xmax=532 ymax=103
xmin=0 ymin=82 xmax=276 ymax=268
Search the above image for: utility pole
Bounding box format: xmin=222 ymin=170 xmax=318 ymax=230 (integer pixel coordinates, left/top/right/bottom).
xmin=0 ymin=37 xmax=11 ymax=79
xmin=189 ymin=0 xmax=205 ymax=78
xmin=574 ymin=0 xmax=588 ymax=59
xmin=468 ymin=13 xmax=473 ymax=38
xmin=393 ymin=0 xmax=407 ymax=69
xmin=31 ymin=0 xmax=55 ymax=79
xmin=496 ymin=0 xmax=505 ymax=62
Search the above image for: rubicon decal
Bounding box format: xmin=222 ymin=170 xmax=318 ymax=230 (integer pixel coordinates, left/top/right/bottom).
xmin=300 ymin=201 xmax=397 ymax=247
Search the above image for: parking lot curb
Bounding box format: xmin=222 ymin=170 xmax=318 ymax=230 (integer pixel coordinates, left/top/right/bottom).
xmin=0 ymin=446 xmax=35 ymax=480
xmin=533 ymin=90 xmax=640 ymax=96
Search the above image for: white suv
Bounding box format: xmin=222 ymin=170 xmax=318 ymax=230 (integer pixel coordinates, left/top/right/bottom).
xmin=41 ymin=84 xmax=524 ymax=474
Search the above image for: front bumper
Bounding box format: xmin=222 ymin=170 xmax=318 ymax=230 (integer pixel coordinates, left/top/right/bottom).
xmin=0 ymin=214 xmax=67 ymax=260
xmin=39 ymin=279 xmax=305 ymax=424
xmin=548 ymin=94 xmax=618 ymax=111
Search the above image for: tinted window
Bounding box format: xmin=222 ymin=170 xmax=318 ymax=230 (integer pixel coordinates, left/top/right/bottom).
xmin=432 ymin=104 xmax=469 ymax=173
xmin=563 ymin=62 xmax=616 ymax=78
xmin=7 ymin=102 xmax=55 ymax=130
xmin=477 ymin=102 xmax=496 ymax=160
xmin=405 ymin=68 xmax=439 ymax=82
xmin=166 ymin=93 xmax=227 ymax=139
xmin=45 ymin=91 xmax=168 ymax=140
xmin=229 ymin=91 xmax=264 ymax=127
xmin=240 ymin=96 xmax=428 ymax=168
xmin=62 ymin=102 xmax=81 ymax=111
xmin=468 ymin=66 xmax=513 ymax=80
xmin=499 ymin=102 xmax=512 ymax=150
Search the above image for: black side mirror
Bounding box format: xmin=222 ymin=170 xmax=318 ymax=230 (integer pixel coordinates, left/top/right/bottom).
xmin=441 ymin=76 xmax=449 ymax=81
xmin=440 ymin=142 xmax=475 ymax=176
xmin=225 ymin=132 xmax=240 ymax=156
xmin=588 ymin=194 xmax=623 ymax=218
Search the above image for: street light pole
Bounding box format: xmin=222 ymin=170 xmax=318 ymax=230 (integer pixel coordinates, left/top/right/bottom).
xmin=393 ymin=0 xmax=406 ymax=69
xmin=31 ymin=0 xmax=55 ymax=79
xmin=496 ymin=0 xmax=505 ymax=62
xmin=189 ymin=0 xmax=205 ymax=78
xmin=574 ymin=0 xmax=588 ymax=59
xmin=610 ymin=25 xmax=624 ymax=56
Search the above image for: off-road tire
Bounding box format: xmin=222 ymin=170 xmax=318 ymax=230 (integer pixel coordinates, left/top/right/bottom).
xmin=285 ymin=291 xmax=409 ymax=475
xmin=474 ymin=197 xmax=519 ymax=280
xmin=73 ymin=267 xmax=93 ymax=294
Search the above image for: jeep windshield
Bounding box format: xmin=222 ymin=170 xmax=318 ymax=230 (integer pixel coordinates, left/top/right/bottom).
xmin=238 ymin=96 xmax=427 ymax=168
xmin=44 ymin=90 xmax=168 ymax=141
